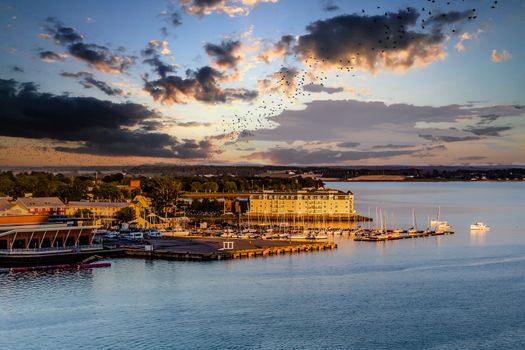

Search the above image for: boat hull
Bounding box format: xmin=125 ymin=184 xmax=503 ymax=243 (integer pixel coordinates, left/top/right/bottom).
xmin=0 ymin=248 xmax=116 ymax=268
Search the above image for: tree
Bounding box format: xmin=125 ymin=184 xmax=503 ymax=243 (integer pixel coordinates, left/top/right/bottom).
xmin=190 ymin=181 xmax=202 ymax=192
xmin=93 ymin=183 xmax=122 ymax=200
xmin=148 ymin=177 xmax=182 ymax=215
xmin=0 ymin=176 xmax=15 ymax=197
xmin=115 ymin=207 xmax=135 ymax=223
xmin=223 ymin=181 xmax=237 ymax=193
xmin=202 ymin=181 xmax=218 ymax=193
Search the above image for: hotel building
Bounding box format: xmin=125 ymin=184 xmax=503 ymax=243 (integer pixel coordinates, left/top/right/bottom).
xmin=248 ymin=189 xmax=355 ymax=218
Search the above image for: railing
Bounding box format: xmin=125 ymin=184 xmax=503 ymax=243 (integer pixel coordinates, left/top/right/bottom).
xmin=0 ymin=244 xmax=103 ymax=254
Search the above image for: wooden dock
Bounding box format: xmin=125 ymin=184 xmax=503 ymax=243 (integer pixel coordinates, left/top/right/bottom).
xmin=354 ymin=230 xmax=454 ymax=242
xmin=122 ymin=237 xmax=337 ymax=261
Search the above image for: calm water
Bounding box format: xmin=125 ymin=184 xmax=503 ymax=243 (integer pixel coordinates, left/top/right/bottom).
xmin=1 ymin=182 xmax=525 ymax=349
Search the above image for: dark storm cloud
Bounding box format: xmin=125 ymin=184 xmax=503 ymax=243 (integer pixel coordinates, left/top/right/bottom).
xmin=38 ymin=50 xmax=66 ymax=62
xmin=289 ymin=8 xmax=471 ymax=72
xmin=60 ymin=72 xmax=123 ymax=96
xmin=336 ymin=142 xmax=359 ymax=148
xmin=321 ymin=0 xmax=339 ymax=12
xmin=465 ymin=126 xmax=512 ymax=136
xmin=249 ymin=147 xmax=415 ymax=165
xmin=204 ymin=39 xmax=242 ymax=69
xmin=419 ymin=134 xmax=481 ymax=142
xmin=303 ymin=83 xmax=343 ymax=94
xmin=43 ymin=18 xmax=135 ymax=73
xmin=0 ymin=79 xmax=215 ymax=159
xmin=143 ymin=65 xmax=257 ymax=104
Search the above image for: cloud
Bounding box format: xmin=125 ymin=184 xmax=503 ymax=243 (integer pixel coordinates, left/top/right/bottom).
xmin=0 ymin=78 xmax=218 ymax=159
xmin=457 ymin=156 xmax=486 ymax=161
xmin=249 ymin=147 xmax=415 ymax=165
xmin=145 ymin=40 xmax=171 ymax=56
xmin=455 ymin=32 xmax=472 ymax=52
xmin=142 ymin=41 xmax=177 ymax=78
xmin=257 ymin=66 xmax=299 ymax=96
xmin=321 ymin=0 xmax=339 ymax=12
xmin=180 ymin=0 xmax=278 ymax=17
xmin=465 ymin=126 xmax=512 ymax=136
xmin=60 ymin=72 xmax=124 ymax=96
xmin=38 ymin=50 xmax=67 ymax=62
xmin=177 ymin=121 xmax=213 ymax=127
xmin=159 ymin=8 xmax=183 ymax=27
xmin=303 ymin=83 xmax=343 ymax=94
xmin=204 ymin=39 xmax=243 ymax=69
xmin=257 ymin=35 xmax=295 ymax=63
xmin=336 ymin=142 xmax=359 ymax=148
xmin=143 ymin=65 xmax=258 ymax=104
xmin=371 ymin=144 xmax=413 ymax=149
xmin=491 ymin=49 xmax=511 ymax=63
xmin=67 ymin=42 xmax=135 ymax=74
xmin=43 ymin=18 xmax=135 ymax=73
xmin=249 ymin=99 xmax=524 ymax=145
xmin=454 ymin=27 xmax=485 ymax=52
xmin=419 ymin=134 xmax=481 ymax=142
xmin=283 ymin=8 xmax=472 ymax=74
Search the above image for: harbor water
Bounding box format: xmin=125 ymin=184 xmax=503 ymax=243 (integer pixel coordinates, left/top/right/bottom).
xmin=1 ymin=182 xmax=524 ymax=349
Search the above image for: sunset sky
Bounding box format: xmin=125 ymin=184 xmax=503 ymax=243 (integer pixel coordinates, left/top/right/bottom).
xmin=0 ymin=0 xmax=524 ymax=166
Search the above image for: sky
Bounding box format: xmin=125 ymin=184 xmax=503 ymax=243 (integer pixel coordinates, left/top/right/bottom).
xmin=0 ymin=0 xmax=524 ymax=166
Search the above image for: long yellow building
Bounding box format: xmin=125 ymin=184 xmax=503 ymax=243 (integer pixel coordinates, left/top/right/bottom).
xmin=248 ymin=189 xmax=355 ymax=218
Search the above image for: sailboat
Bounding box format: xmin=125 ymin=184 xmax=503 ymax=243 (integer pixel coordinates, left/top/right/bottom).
xmin=408 ymin=209 xmax=418 ymax=235
xmin=430 ymin=206 xmax=453 ymax=234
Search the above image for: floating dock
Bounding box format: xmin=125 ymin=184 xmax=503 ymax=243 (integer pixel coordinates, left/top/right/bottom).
xmin=122 ymin=237 xmax=337 ymax=261
xmin=354 ymin=230 xmax=454 ymax=242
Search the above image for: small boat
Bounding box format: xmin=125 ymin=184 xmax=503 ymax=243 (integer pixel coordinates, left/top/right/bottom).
xmin=470 ymin=222 xmax=490 ymax=231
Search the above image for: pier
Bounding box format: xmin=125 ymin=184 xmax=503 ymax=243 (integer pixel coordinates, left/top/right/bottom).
xmin=354 ymin=230 xmax=454 ymax=242
xmin=122 ymin=237 xmax=337 ymax=261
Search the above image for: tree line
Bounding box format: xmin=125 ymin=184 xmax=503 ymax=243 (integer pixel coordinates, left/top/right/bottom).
xmin=0 ymin=171 xmax=324 ymax=217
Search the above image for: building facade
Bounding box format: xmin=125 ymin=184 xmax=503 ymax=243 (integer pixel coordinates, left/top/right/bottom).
xmin=248 ymin=189 xmax=355 ymax=218
xmin=15 ymin=197 xmax=66 ymax=216
xmin=66 ymin=201 xmax=130 ymax=220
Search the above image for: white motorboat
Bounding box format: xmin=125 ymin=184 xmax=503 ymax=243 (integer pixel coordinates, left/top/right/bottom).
xmin=470 ymin=222 xmax=490 ymax=231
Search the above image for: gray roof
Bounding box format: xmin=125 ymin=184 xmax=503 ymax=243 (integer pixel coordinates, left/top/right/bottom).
xmin=16 ymin=197 xmax=66 ymax=208
xmin=0 ymin=198 xmax=13 ymax=211
xmin=68 ymin=201 xmax=129 ymax=209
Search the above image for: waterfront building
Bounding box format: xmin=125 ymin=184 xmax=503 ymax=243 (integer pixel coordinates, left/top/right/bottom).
xmin=247 ymin=189 xmax=355 ymax=218
xmin=0 ymin=222 xmax=103 ymax=267
xmin=66 ymin=201 xmax=130 ymax=225
xmin=14 ymin=197 xmax=66 ymax=216
xmin=0 ymin=198 xmax=27 ymax=216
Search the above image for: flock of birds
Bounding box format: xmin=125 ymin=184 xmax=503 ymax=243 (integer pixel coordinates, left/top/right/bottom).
xmin=6 ymin=1 xmax=501 ymax=163
xmin=217 ymin=0 xmax=500 ymax=145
